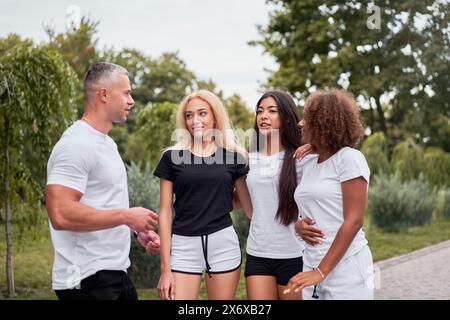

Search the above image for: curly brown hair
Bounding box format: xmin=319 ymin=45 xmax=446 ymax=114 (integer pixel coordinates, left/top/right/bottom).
xmin=303 ymin=89 xmax=364 ymax=153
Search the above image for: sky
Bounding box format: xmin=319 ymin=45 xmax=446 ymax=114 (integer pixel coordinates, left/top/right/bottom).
xmin=0 ymin=0 xmax=279 ymax=107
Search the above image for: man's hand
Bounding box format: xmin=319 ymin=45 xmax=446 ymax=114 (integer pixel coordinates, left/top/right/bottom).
xmin=125 ymin=207 xmax=158 ymax=232
xmin=137 ymin=230 xmax=160 ymax=255
xmin=295 ymin=217 xmax=325 ymax=245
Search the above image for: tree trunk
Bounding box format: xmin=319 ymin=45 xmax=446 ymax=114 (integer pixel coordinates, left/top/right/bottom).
xmin=3 ymin=116 xmax=15 ymax=297
xmin=369 ymin=100 xmax=375 ymax=134
xmin=375 ymin=93 xmax=387 ymax=136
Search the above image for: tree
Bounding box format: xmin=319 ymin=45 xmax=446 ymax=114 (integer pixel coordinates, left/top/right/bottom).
xmin=224 ymin=94 xmax=254 ymax=149
xmin=134 ymin=52 xmax=196 ymax=106
xmin=390 ymin=138 xmax=424 ymax=182
xmin=225 ymin=94 xmax=254 ymax=131
xmin=124 ymin=102 xmax=178 ymax=169
xmin=360 ymin=131 xmax=390 ymax=176
xmin=126 ymin=162 xmax=161 ymax=288
xmin=0 ymin=35 xmax=33 ymax=223
xmin=45 ymin=17 xmax=99 ymax=80
xmin=104 ymin=48 xmax=200 ymax=155
xmin=0 ymin=39 xmax=78 ymax=297
xmin=45 ymin=17 xmax=99 ymax=117
xmin=422 ymin=147 xmax=450 ymax=188
xmin=0 ymin=34 xmax=33 ymax=57
xmin=253 ymin=0 xmax=449 ymax=148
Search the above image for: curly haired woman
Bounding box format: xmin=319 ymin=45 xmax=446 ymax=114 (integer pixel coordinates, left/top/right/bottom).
xmin=285 ymin=89 xmax=374 ymax=300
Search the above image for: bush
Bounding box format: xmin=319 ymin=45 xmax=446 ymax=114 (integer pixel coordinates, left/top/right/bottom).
xmin=360 ymin=132 xmax=390 ymax=176
xmin=124 ymin=103 xmax=178 ymax=170
xmin=127 ymin=162 xmax=160 ymax=213
xmin=129 ymin=237 xmax=160 ymax=289
xmin=390 ymin=139 xmax=424 ymax=182
xmin=368 ymin=173 xmax=435 ymax=232
xmin=231 ymin=211 xmax=250 ymax=257
xmin=423 ymin=147 xmax=450 ymax=188
xmin=126 ymin=162 xmax=161 ymax=288
xmin=436 ymin=189 xmax=450 ymax=220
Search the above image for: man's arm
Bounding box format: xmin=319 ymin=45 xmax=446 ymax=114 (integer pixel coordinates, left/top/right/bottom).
xmin=46 ymin=184 xmax=158 ymax=232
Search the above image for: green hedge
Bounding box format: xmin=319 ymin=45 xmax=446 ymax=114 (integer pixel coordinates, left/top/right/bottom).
xmin=360 ymin=132 xmax=390 ymax=176
xmin=436 ymin=189 xmax=450 ymax=220
xmin=126 ymin=162 xmax=161 ymax=288
xmin=368 ymin=173 xmax=435 ymax=232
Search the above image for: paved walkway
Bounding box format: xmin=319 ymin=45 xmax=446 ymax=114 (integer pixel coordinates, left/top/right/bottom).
xmin=374 ymin=240 xmax=450 ymax=300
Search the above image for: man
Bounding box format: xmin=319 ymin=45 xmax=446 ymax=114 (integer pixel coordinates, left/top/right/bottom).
xmin=46 ymin=62 xmax=160 ymax=300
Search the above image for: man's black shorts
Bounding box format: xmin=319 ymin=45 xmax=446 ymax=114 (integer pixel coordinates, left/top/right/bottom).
xmin=55 ymin=270 xmax=138 ymax=300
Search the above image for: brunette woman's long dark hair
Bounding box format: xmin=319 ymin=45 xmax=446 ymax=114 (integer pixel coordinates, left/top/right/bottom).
xmin=252 ymin=90 xmax=302 ymax=226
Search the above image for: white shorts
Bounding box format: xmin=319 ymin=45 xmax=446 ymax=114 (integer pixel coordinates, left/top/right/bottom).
xmin=303 ymin=245 xmax=374 ymax=300
xmin=170 ymin=225 xmax=242 ymax=276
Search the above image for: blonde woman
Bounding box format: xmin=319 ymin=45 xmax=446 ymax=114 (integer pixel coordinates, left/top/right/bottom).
xmin=154 ymin=90 xmax=252 ymax=300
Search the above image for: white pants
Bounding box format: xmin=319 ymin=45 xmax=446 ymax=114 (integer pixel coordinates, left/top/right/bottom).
xmin=303 ymin=246 xmax=374 ymax=300
xmin=170 ymin=225 xmax=241 ymax=275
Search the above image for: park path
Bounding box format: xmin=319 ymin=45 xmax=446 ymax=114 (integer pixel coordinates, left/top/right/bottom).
xmin=374 ymin=240 xmax=450 ymax=300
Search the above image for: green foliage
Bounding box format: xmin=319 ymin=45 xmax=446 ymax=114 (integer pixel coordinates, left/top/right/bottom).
xmin=360 ymin=132 xmax=390 ymax=176
xmin=126 ymin=162 xmax=161 ymax=288
xmin=106 ymin=49 xmax=196 ymax=107
xmin=124 ymin=102 xmax=178 ymax=169
xmin=364 ymin=217 xmax=450 ymax=262
xmin=108 ymin=124 xmax=130 ymax=158
xmin=45 ymin=17 xmax=99 ymax=117
xmin=254 ymin=0 xmax=450 ymax=151
xmin=136 ymin=53 xmax=196 ymax=105
xmin=368 ymin=173 xmax=435 ymax=232
xmin=129 ymin=238 xmax=160 ymax=288
xmin=225 ymin=94 xmax=254 ymax=131
xmin=231 ymin=212 xmax=250 ymax=256
xmin=435 ymin=189 xmax=450 ymax=220
xmin=196 ymin=79 xmax=223 ymax=95
xmin=390 ymin=139 xmax=424 ymax=182
xmin=45 ymin=17 xmax=99 ymax=80
xmin=0 ymin=34 xmax=33 ymax=56
xmin=0 ymin=38 xmax=78 ymax=296
xmin=104 ymin=48 xmax=201 ymax=160
xmin=0 ymin=38 xmax=78 ymax=231
xmin=126 ymin=162 xmax=160 ymax=212
xmin=422 ymin=147 xmax=450 ymax=188
xmin=423 ymin=114 xmax=450 ymax=153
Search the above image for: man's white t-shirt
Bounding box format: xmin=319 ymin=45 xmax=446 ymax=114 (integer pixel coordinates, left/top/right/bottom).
xmin=294 ymin=147 xmax=370 ymax=268
xmin=246 ymin=151 xmax=316 ymax=259
xmin=46 ymin=120 xmax=131 ymax=290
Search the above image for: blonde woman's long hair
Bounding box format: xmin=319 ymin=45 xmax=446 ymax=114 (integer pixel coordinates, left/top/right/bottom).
xmin=167 ymin=89 xmax=247 ymax=160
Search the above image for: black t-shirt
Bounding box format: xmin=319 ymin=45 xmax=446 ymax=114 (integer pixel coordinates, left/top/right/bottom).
xmin=154 ymin=148 xmax=249 ymax=236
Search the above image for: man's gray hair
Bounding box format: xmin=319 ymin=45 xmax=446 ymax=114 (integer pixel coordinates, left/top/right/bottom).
xmin=83 ymin=62 xmax=129 ymax=99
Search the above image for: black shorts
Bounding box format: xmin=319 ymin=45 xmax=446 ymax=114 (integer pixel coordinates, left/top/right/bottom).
xmin=244 ymin=254 xmax=303 ymax=286
xmin=55 ymin=270 xmax=138 ymax=300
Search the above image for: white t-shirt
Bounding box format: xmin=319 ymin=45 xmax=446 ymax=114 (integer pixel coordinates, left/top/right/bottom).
xmin=46 ymin=120 xmax=131 ymax=290
xmin=294 ymin=147 xmax=370 ymax=268
xmin=246 ymin=151 xmax=316 ymax=259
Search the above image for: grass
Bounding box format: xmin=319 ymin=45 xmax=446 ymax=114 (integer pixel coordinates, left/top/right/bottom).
xmin=1 ymin=216 xmax=450 ymax=299
xmin=366 ymin=218 xmax=450 ymax=261
xmin=0 ymin=220 xmax=55 ymax=299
